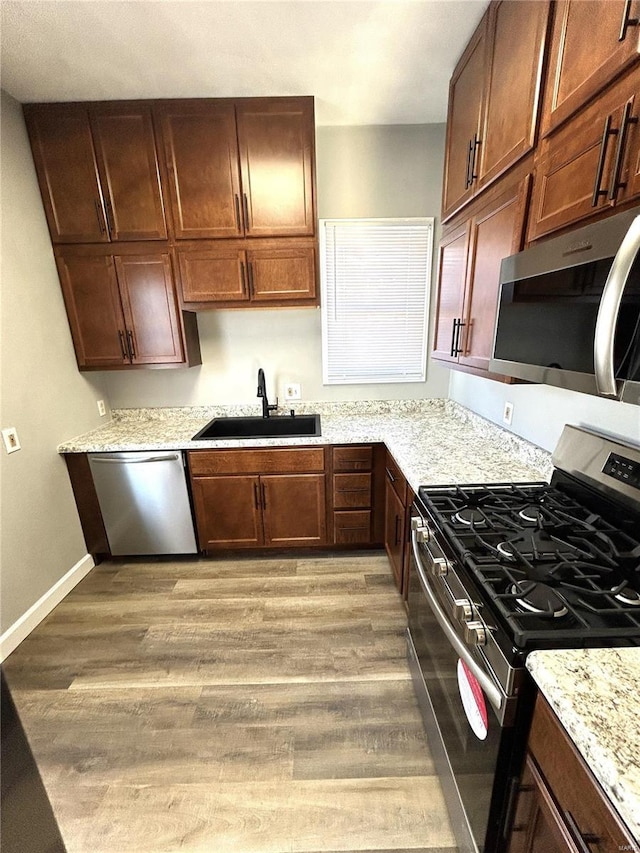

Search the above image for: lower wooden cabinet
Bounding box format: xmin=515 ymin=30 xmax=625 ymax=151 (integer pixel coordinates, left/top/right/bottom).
xmin=329 ymin=444 xmax=385 ymax=546
xmin=55 ymin=246 xmax=200 ymax=370
xmin=384 ymin=450 xmax=412 ymax=595
xmin=506 ymin=694 xmax=635 ymax=852
xmin=188 ymin=447 xmax=326 ymax=550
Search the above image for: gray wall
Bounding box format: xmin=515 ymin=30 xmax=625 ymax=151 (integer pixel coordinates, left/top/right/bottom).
xmin=449 ymin=372 xmax=639 ymax=453
xmin=103 ymin=123 xmax=451 ymax=408
xmin=0 ymin=91 xmax=109 ymax=635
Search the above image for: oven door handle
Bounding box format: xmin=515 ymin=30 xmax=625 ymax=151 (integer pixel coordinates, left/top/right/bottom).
xmin=411 ymin=530 xmax=504 ymax=713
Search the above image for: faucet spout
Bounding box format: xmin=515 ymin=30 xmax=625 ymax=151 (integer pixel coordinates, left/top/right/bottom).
xmin=257 ymin=368 xmax=278 ymax=418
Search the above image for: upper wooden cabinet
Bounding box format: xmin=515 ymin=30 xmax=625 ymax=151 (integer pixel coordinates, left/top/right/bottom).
xmin=529 ymin=68 xmax=640 ymax=240
xmin=235 ymin=99 xmax=316 ymax=237
xmin=434 ymin=169 xmax=531 ymax=374
xmin=24 ymin=103 xmax=167 ymax=243
xmin=442 ymin=18 xmax=487 ymax=220
xmin=154 ymin=101 xmax=241 ymax=240
xmin=540 ymin=0 xmax=640 ymax=136
xmin=442 ymin=1 xmax=549 ymax=221
xmin=55 ymin=245 xmax=200 ymax=371
xmin=175 ymin=239 xmax=317 ymax=307
xmin=155 ymin=97 xmax=316 ymax=240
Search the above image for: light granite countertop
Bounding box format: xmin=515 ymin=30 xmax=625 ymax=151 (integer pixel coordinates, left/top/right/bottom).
xmin=57 ymin=399 xmax=553 ymax=490
xmin=527 ymin=648 xmax=640 ymax=845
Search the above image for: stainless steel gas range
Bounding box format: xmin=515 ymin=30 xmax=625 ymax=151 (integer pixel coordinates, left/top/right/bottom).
xmin=406 ymin=425 xmax=640 ymax=853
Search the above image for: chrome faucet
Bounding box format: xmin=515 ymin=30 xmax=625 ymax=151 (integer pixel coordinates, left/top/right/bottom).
xmin=257 ymin=368 xmax=278 ymax=418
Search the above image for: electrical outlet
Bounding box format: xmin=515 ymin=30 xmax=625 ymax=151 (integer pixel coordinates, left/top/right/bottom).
xmin=503 ymin=401 xmax=514 ymax=425
xmin=97 ymin=399 xmax=106 ymax=417
xmin=285 ymin=383 xmax=301 ymax=401
xmin=2 ymin=427 xmax=21 ymax=454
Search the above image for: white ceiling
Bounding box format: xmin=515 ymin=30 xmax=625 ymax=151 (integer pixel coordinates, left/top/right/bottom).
xmin=1 ymin=0 xmax=488 ymax=126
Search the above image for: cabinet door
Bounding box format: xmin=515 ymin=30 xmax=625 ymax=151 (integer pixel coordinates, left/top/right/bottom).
xmin=247 ymin=245 xmax=317 ymax=303
xmin=541 ymin=0 xmax=640 ymax=135
xmin=191 ymin=475 xmax=263 ymax=549
xmin=459 ymin=176 xmax=530 ymax=372
xmin=432 ymin=224 xmax=469 ymax=363
xmin=177 ymin=247 xmax=249 ymax=303
xmin=529 ymin=74 xmax=638 ymax=241
xmin=384 ymin=475 xmax=405 ymax=592
xmin=442 ymin=18 xmax=487 ymax=221
xmin=507 ymin=755 xmax=580 ymax=853
xmin=478 ymin=1 xmax=549 ymax=189
xmin=55 ymin=253 xmax=128 ymax=368
xmin=261 ymin=474 xmax=326 ymax=546
xmin=89 ymin=104 xmax=167 ymax=241
xmin=156 ymin=101 xmax=242 ymax=239
xmin=115 ymin=254 xmax=184 ymax=364
xmin=24 ymin=104 xmax=108 ymax=244
xmin=236 ymin=98 xmax=316 ymax=237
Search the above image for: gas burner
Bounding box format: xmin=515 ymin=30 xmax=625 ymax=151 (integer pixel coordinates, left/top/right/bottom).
xmin=496 ymin=529 xmax=580 ymax=562
xmin=509 ymin=581 xmax=569 ymax=618
xmin=518 ymin=506 xmax=544 ymax=523
xmin=614 ymin=585 xmax=640 ymax=607
xmin=453 ymin=508 xmax=486 ymax=527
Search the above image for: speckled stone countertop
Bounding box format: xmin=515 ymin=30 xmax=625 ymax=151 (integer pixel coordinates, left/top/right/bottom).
xmin=527 ymin=648 xmax=640 ymax=845
xmin=57 ymin=399 xmax=553 ymax=489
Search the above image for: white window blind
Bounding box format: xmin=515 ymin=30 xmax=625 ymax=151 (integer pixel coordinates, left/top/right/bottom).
xmin=320 ymin=217 xmax=434 ymax=384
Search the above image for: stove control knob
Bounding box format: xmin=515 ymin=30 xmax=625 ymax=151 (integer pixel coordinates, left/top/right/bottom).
xmin=429 ymin=556 xmax=448 ymax=577
xmin=411 ymin=516 xmax=430 ymax=542
xmin=453 ymin=598 xmax=473 ymax=621
xmin=464 ymin=621 xmax=487 ymax=646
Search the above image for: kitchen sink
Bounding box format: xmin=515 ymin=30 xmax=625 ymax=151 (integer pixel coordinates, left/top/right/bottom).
xmin=192 ymin=414 xmax=321 ymax=440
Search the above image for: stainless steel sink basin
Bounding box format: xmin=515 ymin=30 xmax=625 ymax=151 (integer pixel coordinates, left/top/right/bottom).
xmin=192 ymin=414 xmax=321 ymax=440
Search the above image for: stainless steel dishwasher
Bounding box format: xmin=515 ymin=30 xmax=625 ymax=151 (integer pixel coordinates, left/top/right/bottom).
xmin=88 ymin=451 xmax=198 ymax=555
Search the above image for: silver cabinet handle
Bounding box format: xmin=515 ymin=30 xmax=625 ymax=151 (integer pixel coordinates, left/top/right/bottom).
xmin=90 ymin=454 xmax=181 ymax=464
xmin=594 ymin=215 xmax=640 ymax=397
xmin=411 ymin=529 xmax=503 ymax=712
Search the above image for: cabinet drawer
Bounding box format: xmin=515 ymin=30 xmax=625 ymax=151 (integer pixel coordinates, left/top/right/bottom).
xmin=528 ymin=695 xmax=634 ymax=851
xmin=385 ymin=453 xmax=407 ymax=505
xmin=189 ymin=447 xmax=325 ymax=476
xmin=333 ymin=510 xmax=372 ymax=544
xmin=332 ymin=445 xmax=373 ymax=471
xmin=333 ymin=473 xmax=372 ymax=509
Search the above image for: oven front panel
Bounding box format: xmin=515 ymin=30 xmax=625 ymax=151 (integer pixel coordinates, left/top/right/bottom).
xmin=407 ymin=538 xmax=513 ymax=852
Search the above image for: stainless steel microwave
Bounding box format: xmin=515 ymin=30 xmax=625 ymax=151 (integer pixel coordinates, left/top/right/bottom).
xmin=490 ymin=207 xmax=640 ymax=406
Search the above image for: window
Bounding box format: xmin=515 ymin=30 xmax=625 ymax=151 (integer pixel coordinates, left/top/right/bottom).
xmin=320 ymin=217 xmax=434 ymax=384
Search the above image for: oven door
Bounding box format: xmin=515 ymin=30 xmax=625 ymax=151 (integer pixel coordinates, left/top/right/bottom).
xmin=406 ymin=512 xmax=520 ymax=853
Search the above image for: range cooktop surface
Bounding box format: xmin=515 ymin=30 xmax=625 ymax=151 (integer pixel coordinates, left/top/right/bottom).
xmin=417 ymin=480 xmax=640 ymax=648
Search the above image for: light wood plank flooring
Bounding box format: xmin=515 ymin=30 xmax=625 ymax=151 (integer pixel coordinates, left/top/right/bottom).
xmin=3 ymin=552 xmax=457 ymax=853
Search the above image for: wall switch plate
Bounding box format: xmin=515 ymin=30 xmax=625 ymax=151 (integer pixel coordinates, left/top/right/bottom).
xmin=503 ymin=401 xmax=514 ymax=425
xmin=284 ymin=383 xmax=301 ymax=401
xmin=97 ymin=399 xmax=106 ymax=417
xmin=2 ymin=427 xmax=21 ymax=454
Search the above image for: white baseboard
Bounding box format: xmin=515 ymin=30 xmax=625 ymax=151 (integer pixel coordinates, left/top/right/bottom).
xmin=0 ymin=553 xmax=95 ymax=662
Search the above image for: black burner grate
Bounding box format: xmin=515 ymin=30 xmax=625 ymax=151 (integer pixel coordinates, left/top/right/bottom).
xmin=418 ymin=482 xmax=640 ymax=647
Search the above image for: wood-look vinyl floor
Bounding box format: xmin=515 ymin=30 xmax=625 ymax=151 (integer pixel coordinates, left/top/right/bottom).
xmin=3 ymin=553 xmax=457 ymax=853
